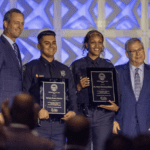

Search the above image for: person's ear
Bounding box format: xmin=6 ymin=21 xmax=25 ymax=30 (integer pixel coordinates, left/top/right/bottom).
xmin=3 ymin=21 xmax=8 ymax=29
xmin=125 ymin=51 xmax=129 ymax=58
xmin=37 ymin=43 xmax=41 ymax=50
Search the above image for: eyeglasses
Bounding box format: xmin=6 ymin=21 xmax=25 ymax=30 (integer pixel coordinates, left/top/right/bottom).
xmin=127 ymin=47 xmax=144 ymax=54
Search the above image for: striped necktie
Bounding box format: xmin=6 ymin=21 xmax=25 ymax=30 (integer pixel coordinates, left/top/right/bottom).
xmin=13 ymin=43 xmax=21 ymax=68
xmin=134 ymin=68 xmax=141 ymax=101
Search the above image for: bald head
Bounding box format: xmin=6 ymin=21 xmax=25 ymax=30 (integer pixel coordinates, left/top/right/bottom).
xmin=11 ymin=93 xmax=39 ymax=129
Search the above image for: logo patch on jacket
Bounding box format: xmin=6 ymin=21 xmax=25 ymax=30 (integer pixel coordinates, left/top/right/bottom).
xmin=60 ymin=70 xmax=66 ymax=77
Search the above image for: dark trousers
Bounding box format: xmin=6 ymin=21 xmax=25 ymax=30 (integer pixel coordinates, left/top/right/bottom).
xmin=85 ymin=108 xmax=114 ymax=150
xmin=36 ymin=120 xmax=65 ymax=150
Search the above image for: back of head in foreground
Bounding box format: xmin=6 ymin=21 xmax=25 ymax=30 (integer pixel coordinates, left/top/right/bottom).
xmin=133 ymin=134 xmax=150 ymax=150
xmin=64 ymin=115 xmax=90 ymax=149
xmin=104 ymin=134 xmax=133 ymax=150
xmin=10 ymin=92 xmax=39 ymax=130
xmin=5 ymin=93 xmax=54 ymax=150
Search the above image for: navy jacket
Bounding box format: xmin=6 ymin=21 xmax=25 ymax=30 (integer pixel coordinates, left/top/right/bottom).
xmin=115 ymin=62 xmax=150 ymax=137
xmin=23 ymin=57 xmax=77 ymax=113
xmin=0 ymin=35 xmax=22 ymax=105
xmin=70 ymin=55 xmax=119 ymax=105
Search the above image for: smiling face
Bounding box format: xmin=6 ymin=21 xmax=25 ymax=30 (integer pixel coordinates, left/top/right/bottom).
xmin=86 ymin=34 xmax=104 ymax=60
xmin=126 ymin=41 xmax=145 ymax=67
xmin=4 ymin=12 xmax=24 ymax=42
xmin=38 ymin=35 xmax=57 ymax=62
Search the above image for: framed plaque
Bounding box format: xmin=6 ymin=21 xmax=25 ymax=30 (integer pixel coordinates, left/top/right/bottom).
xmin=87 ymin=68 xmax=118 ymax=105
xmin=40 ymin=78 xmax=68 ymax=115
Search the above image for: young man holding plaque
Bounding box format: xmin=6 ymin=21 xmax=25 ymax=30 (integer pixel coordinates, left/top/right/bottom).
xmin=70 ymin=30 xmax=119 ymax=150
xmin=23 ymin=30 xmax=77 ymax=150
xmin=113 ymin=38 xmax=150 ymax=138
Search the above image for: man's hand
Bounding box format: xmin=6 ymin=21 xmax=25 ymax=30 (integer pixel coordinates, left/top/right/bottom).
xmin=148 ymin=128 xmax=150 ymax=131
xmin=98 ymin=100 xmax=119 ymax=112
xmin=61 ymin=111 xmax=76 ymax=121
xmin=38 ymin=108 xmax=49 ymax=120
xmin=77 ymin=77 xmax=90 ymax=91
xmin=113 ymin=121 xmax=120 ymax=134
xmin=0 ymin=113 xmax=4 ymax=125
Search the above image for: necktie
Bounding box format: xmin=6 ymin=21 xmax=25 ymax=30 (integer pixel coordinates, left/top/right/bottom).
xmin=134 ymin=68 xmax=141 ymax=101
xmin=49 ymin=63 xmax=53 ymax=78
xmin=92 ymin=61 xmax=97 ymax=67
xmin=13 ymin=43 xmax=21 ymax=68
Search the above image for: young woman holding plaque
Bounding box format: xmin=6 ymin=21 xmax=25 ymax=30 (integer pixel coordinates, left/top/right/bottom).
xmin=70 ymin=30 xmax=119 ymax=150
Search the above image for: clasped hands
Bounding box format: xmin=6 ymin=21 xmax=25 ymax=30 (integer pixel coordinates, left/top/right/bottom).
xmin=38 ymin=108 xmax=75 ymax=121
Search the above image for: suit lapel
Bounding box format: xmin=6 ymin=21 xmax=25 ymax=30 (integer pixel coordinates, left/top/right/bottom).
xmin=123 ymin=63 xmax=136 ymax=100
xmin=138 ymin=63 xmax=150 ymax=102
xmin=1 ymin=35 xmax=22 ymax=73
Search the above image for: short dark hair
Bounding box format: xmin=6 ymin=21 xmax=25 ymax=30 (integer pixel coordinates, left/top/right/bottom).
xmin=3 ymin=8 xmax=24 ymax=29
xmin=125 ymin=38 xmax=144 ymax=51
xmin=37 ymin=30 xmax=56 ymax=43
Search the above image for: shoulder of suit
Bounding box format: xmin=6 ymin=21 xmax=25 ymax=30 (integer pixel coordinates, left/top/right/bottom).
xmin=115 ymin=63 xmax=128 ymax=71
xmin=144 ymin=63 xmax=150 ymax=69
xmin=0 ymin=35 xmax=8 ymax=50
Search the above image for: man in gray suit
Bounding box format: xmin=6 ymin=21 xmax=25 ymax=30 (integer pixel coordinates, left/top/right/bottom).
xmin=0 ymin=8 xmax=24 ymax=108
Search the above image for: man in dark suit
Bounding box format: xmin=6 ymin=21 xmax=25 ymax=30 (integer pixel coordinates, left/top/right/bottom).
xmin=4 ymin=92 xmax=54 ymax=150
xmin=0 ymin=8 xmax=24 ymax=108
xmin=113 ymin=38 xmax=150 ymax=138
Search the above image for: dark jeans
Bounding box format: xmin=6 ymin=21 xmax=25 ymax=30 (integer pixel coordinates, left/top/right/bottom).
xmin=36 ymin=119 xmax=65 ymax=150
xmin=85 ymin=108 xmax=114 ymax=150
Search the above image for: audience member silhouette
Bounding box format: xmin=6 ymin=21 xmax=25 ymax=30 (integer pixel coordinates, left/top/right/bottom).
xmin=3 ymin=93 xmax=54 ymax=150
xmin=104 ymin=134 xmax=133 ymax=150
xmin=133 ymin=134 xmax=150 ymax=150
xmin=64 ymin=115 xmax=90 ymax=150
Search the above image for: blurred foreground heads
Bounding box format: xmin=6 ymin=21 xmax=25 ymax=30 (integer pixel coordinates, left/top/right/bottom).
xmin=64 ymin=115 xmax=90 ymax=150
xmin=105 ymin=135 xmax=133 ymax=150
xmin=133 ymin=134 xmax=150 ymax=150
xmin=1 ymin=93 xmax=54 ymax=150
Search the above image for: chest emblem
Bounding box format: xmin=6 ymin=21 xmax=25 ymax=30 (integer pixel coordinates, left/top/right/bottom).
xmin=60 ymin=70 xmax=66 ymax=77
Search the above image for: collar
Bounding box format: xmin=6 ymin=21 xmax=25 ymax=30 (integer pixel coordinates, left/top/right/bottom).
xmin=130 ymin=63 xmax=144 ymax=73
xmin=40 ymin=56 xmax=56 ymax=68
xmin=10 ymin=123 xmax=29 ymax=129
xmin=3 ymin=34 xmax=15 ymax=46
xmin=86 ymin=55 xmax=100 ymax=65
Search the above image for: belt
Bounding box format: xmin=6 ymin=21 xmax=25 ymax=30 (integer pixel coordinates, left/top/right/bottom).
xmin=39 ymin=118 xmax=64 ymax=124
